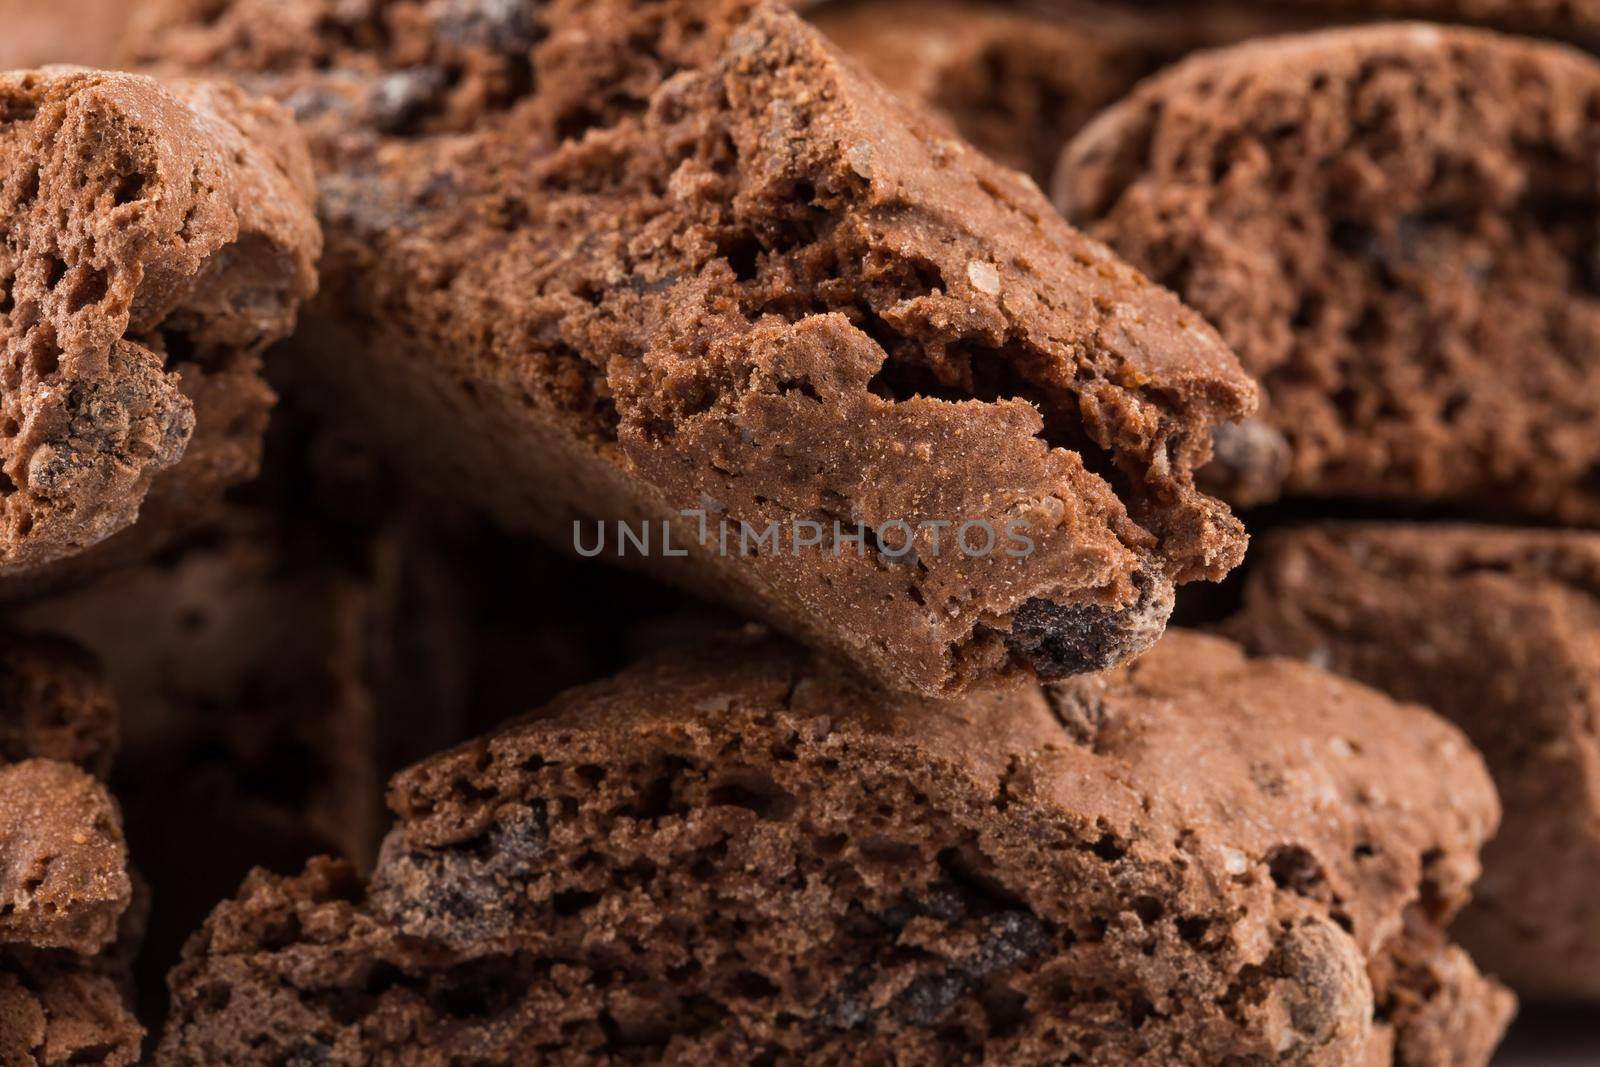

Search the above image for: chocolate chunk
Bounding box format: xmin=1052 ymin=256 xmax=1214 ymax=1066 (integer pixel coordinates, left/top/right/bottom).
xmin=1007 ymin=573 xmax=1173 ymax=678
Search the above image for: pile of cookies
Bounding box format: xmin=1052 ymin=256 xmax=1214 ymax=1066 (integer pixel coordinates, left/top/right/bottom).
xmin=0 ymin=0 xmax=1592 ymax=1063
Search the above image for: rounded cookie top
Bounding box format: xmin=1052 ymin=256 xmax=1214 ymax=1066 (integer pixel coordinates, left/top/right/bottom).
xmin=1223 ymin=520 xmax=1600 ymax=1002
xmin=158 ymin=629 xmax=1507 ymax=1065
xmin=1057 ymin=23 xmax=1600 ymax=518
xmin=396 ymin=628 xmax=1499 ymax=972
xmin=811 ymin=0 xmax=1164 ymax=184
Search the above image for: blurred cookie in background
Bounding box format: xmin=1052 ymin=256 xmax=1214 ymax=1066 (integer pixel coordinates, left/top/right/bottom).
xmin=0 ymin=0 xmax=139 ymax=69
xmin=1058 ymin=25 xmax=1600 ymax=520
xmin=1225 ymin=523 xmax=1600 ymax=1003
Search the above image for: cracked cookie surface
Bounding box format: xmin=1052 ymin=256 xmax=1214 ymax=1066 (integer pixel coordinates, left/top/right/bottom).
xmin=129 ymin=0 xmax=1256 ymax=695
xmin=157 ymin=630 xmax=1508 ymax=1066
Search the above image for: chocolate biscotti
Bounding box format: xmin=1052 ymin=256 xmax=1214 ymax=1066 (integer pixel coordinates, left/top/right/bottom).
xmin=1057 ymin=24 xmax=1600 ymax=517
xmin=0 ymin=68 xmax=320 ymax=593
xmin=0 ymin=635 xmax=129 ymax=956
xmin=129 ymin=0 xmax=1257 ymax=696
xmin=0 ymin=632 xmax=141 ymax=1064
xmin=155 ymin=630 xmax=1510 ymax=1066
xmin=1224 ymin=523 xmax=1600 ymax=1003
xmin=811 ymin=0 xmax=1353 ymax=188
xmin=0 ymin=632 xmax=116 ymax=777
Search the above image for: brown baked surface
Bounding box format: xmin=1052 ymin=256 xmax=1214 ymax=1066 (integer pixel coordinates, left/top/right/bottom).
xmin=1258 ymin=0 xmax=1600 ymax=33
xmin=0 ymin=759 xmax=128 ymax=957
xmin=1223 ymin=522 xmax=1600 ymax=1003
xmin=128 ymin=0 xmax=1256 ymax=696
xmin=0 ymin=638 xmax=129 ymax=957
xmin=0 ymin=68 xmax=320 ymax=593
xmin=0 ymin=0 xmax=137 ymax=70
xmin=155 ymin=630 xmax=1509 ymax=1065
xmin=0 ymin=954 xmax=142 ymax=1067
xmin=1057 ymin=24 xmax=1600 ymax=518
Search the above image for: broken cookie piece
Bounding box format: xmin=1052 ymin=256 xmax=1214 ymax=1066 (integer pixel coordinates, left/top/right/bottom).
xmin=0 ymin=954 xmax=142 ymax=1067
xmin=130 ymin=0 xmax=1255 ymax=696
xmin=1223 ymin=523 xmax=1600 ymax=1003
xmin=157 ymin=631 xmax=1509 ymax=1065
xmin=0 ymin=634 xmax=129 ymax=957
xmin=0 ymin=631 xmax=117 ymax=777
xmin=1057 ymin=24 xmax=1600 ymax=517
xmin=0 ymin=68 xmax=320 ymax=591
xmin=0 ymin=759 xmax=129 ymax=956
xmin=0 ymin=631 xmax=141 ymax=1062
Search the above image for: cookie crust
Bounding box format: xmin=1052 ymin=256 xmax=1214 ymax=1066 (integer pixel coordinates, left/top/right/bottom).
xmin=1058 ymin=24 xmax=1600 ymax=518
xmin=0 ymin=68 xmax=320 ymax=591
xmin=1224 ymin=522 xmax=1600 ymax=1002
xmin=156 ymin=631 xmax=1508 ymax=1065
xmin=129 ymin=0 xmax=1255 ymax=695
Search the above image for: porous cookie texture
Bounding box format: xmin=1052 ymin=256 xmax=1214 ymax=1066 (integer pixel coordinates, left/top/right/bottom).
xmin=0 ymin=760 xmax=129 ymax=957
xmin=157 ymin=631 xmax=1510 ymax=1066
xmin=810 ymin=0 xmax=1168 ymax=184
xmin=130 ymin=0 xmax=1256 ymax=696
xmin=1223 ymin=523 xmax=1600 ymax=1002
xmin=0 ymin=955 xmax=142 ymax=1067
xmin=0 ymin=68 xmax=320 ymax=588
xmin=1057 ymin=24 xmax=1600 ymax=517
